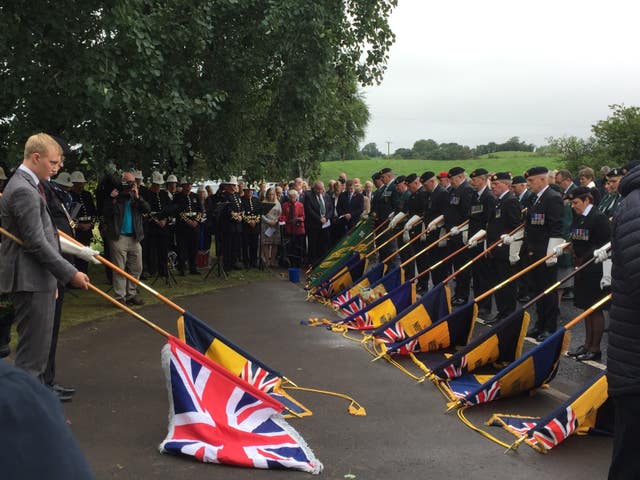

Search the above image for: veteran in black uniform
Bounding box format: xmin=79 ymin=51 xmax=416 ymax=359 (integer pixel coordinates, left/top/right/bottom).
xmin=242 ymin=185 xmax=261 ymax=268
xmin=219 ymin=177 xmax=244 ymax=271
xmin=397 ymin=173 xmax=426 ymax=272
xmin=444 ymin=166 xmax=475 ymax=305
xmin=69 ymin=171 xmax=96 ymax=274
xmin=419 ymin=171 xmax=450 ymax=290
xmin=371 ymin=167 xmax=401 ymax=268
xmin=173 ymin=178 xmax=202 ymax=275
xmin=521 ymin=166 xmax=565 ymax=341
xmin=485 ymin=173 xmax=523 ymax=324
xmin=468 ymin=168 xmax=496 ymax=315
xmin=142 ymin=172 xmax=173 ymax=278
xmin=565 ymin=186 xmax=611 ymax=361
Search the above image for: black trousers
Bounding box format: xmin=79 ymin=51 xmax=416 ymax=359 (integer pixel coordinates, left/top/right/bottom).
xmin=492 ymin=257 xmax=517 ymax=317
xmin=609 ymin=394 xmax=640 ymax=479
xmin=470 ymin=244 xmax=493 ymax=311
xmin=0 ymin=298 xmax=13 ymax=347
xmin=222 ymin=231 xmax=242 ymax=271
xmin=176 ymin=225 xmax=199 ymax=273
xmin=146 ymin=228 xmax=169 ymax=276
xmin=450 ymin=236 xmax=471 ymax=301
xmin=307 ymin=228 xmax=329 ymax=265
xmin=42 ymin=284 xmax=64 ymax=386
xmin=528 ymin=252 xmax=559 ymax=333
xmin=74 ymin=226 xmax=93 ymax=274
xmin=242 ymin=232 xmax=259 ymax=267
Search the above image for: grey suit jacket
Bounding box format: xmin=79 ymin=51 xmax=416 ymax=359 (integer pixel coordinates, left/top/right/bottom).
xmin=0 ymin=168 xmax=77 ymax=293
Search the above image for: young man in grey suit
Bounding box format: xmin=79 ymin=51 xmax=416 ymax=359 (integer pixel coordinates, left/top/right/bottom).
xmin=0 ymin=133 xmax=90 ymax=395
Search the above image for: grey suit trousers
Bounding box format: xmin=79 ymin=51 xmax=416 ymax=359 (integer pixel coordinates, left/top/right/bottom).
xmin=12 ymin=290 xmax=57 ymax=381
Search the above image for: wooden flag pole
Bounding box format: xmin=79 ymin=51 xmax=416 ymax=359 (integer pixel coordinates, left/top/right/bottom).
xmin=380 ymin=217 xmax=426 ymax=264
xmin=56 ymin=230 xmax=186 ymax=314
xmin=474 ymin=243 xmax=570 ymax=303
xmin=564 ymin=294 xmax=611 ymax=330
xmin=441 ymin=223 xmax=525 ymax=286
xmin=0 ymin=226 xmax=172 ymax=337
xmin=363 ymin=218 xmax=393 ymax=249
xmin=365 ymin=227 xmax=406 ymax=258
xmin=407 ymin=220 xmax=471 ymax=284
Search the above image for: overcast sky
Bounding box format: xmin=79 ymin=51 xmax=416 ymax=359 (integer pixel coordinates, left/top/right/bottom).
xmin=362 ymin=0 xmax=640 ymax=152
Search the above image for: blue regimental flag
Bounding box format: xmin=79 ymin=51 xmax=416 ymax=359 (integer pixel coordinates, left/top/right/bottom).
xmin=312 ymin=253 xmax=362 ymax=294
xmin=160 ymin=336 xmax=322 ymax=474
xmin=372 ymin=283 xmax=452 ymax=349
xmin=178 ymin=311 xmax=311 ymax=417
xmin=331 ymin=263 xmax=387 ymax=308
xmin=338 ymin=266 xmax=405 ymax=313
xmin=441 ymin=328 xmax=568 ymax=407
xmin=337 ymin=281 xmax=416 ymax=330
xmin=319 ymin=256 xmax=368 ymax=298
xmin=487 ymin=371 xmax=612 ymax=452
xmin=376 ymin=289 xmax=473 ymax=356
xmin=429 ymin=308 xmax=530 ymax=380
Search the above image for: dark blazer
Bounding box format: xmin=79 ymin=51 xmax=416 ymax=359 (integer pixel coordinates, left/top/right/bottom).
xmin=469 ymin=186 xmax=496 ymax=236
xmin=304 ymin=192 xmax=334 ymax=231
xmin=487 ymin=191 xmax=522 ymax=260
xmin=0 ymin=168 xmax=77 ymax=293
xmin=524 ymin=186 xmax=564 ymax=256
xmin=104 ymin=192 xmax=150 ymax=242
xmin=336 ymin=191 xmax=364 ymax=230
xmin=445 ymin=180 xmax=475 ymax=229
xmin=424 ymin=184 xmax=450 ymax=243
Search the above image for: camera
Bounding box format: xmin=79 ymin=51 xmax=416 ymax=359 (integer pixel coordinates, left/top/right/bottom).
xmin=117 ymin=181 xmax=135 ymax=192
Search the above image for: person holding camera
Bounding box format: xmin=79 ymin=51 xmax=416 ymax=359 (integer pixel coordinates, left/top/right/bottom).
xmin=103 ymin=171 xmax=150 ymax=306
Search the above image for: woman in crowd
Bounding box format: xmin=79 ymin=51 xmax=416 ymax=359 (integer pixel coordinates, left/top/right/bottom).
xmin=260 ymin=187 xmax=282 ymax=268
xmin=281 ymin=189 xmax=305 ymax=267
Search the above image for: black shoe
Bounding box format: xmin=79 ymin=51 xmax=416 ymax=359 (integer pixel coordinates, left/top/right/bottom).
xmin=49 ymin=386 xmax=73 ymax=403
xmin=576 ymin=351 xmax=602 ymax=362
xmin=116 ymin=298 xmax=127 ymax=307
xmin=526 ymin=327 xmax=541 ymax=338
xmin=518 ymin=295 xmax=532 ymax=303
xmin=126 ymin=296 xmax=145 ymax=306
xmin=51 ymin=383 xmax=76 ymax=395
xmin=0 ymin=343 xmax=9 ymax=358
xmin=567 ymin=345 xmax=587 ymax=357
xmin=452 ymin=297 xmax=467 ymax=307
xmin=536 ymin=331 xmax=552 ymax=342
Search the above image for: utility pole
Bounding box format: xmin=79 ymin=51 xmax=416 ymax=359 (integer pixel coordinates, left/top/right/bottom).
xmin=385 ymin=141 xmax=391 ymax=157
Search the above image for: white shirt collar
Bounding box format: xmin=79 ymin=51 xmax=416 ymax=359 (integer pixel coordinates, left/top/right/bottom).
xmin=536 ymin=185 xmax=550 ymax=200
xmin=477 ymin=186 xmax=487 ymax=197
xmin=499 ymin=190 xmax=509 ymax=200
xmin=18 ymin=164 xmax=40 ymax=186
xmin=582 ymin=204 xmax=593 ymax=216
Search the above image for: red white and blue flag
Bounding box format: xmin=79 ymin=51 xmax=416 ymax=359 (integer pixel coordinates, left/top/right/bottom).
xmin=160 ymin=336 xmax=323 ymax=474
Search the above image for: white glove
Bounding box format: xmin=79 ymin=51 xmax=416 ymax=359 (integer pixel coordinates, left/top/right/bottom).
xmin=404 ymin=215 xmax=421 ymax=231
xmin=593 ymin=242 xmax=611 ymax=264
xmin=600 ymin=259 xmax=612 ymax=289
xmin=388 ymin=211 xmax=396 ymax=220
xmin=467 ymin=229 xmax=486 ymax=248
xmin=501 ymin=234 xmax=513 ymax=246
xmin=426 ymin=214 xmax=444 ymax=232
xmin=545 ymin=237 xmax=565 ymax=266
xmin=402 ymin=231 xmax=410 ymax=243
xmin=419 ymin=233 xmax=426 ymax=242
xmin=450 ymin=226 xmax=460 ymax=236
xmin=509 ymin=250 xmax=520 ymax=265
xmin=60 ymin=236 xmax=100 ymax=264
xmin=389 ymin=212 xmax=406 ymax=228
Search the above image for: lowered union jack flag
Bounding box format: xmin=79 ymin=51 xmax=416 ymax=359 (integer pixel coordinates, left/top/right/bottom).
xmin=530 ymin=406 xmax=577 ymax=450
xmin=331 ymin=291 xmax=353 ymax=309
xmin=159 ymin=337 xmax=323 ymax=474
xmin=241 ymin=360 xmax=280 ymax=393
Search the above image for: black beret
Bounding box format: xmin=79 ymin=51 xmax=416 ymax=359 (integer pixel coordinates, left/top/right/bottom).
xmin=337 ymin=177 xmax=346 ymax=184
xmin=524 ymin=166 xmax=549 ymax=178
xmin=420 ymin=171 xmax=435 ymax=182
xmin=379 ymin=167 xmax=392 ymax=175
xmin=566 ymin=186 xmax=593 ymax=201
xmin=371 ymin=172 xmax=381 ymax=181
xmin=490 ymin=172 xmax=512 ymax=182
xmin=622 ymin=160 xmax=640 ymax=175
xmin=404 ymin=173 xmax=418 ymax=184
xmin=448 ymin=166 xmax=465 ymax=178
xmin=512 ymin=175 xmax=527 ymax=184
xmin=470 ymin=168 xmax=489 ymax=178
xmin=394 ymin=175 xmax=406 ymax=184
xmin=606 ymin=167 xmax=624 ymax=178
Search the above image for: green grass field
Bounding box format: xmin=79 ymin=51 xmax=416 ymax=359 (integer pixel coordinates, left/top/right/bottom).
xmin=320 ymin=151 xmax=562 ymax=184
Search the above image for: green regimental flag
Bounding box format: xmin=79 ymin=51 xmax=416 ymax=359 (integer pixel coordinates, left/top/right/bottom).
xmin=308 ymin=218 xmax=373 ymax=286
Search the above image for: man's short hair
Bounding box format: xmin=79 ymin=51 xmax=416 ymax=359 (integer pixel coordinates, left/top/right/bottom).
xmin=556 ymin=169 xmax=572 ymax=181
xmin=578 ymin=167 xmax=595 ymax=181
xmin=24 ymin=133 xmax=62 ymax=160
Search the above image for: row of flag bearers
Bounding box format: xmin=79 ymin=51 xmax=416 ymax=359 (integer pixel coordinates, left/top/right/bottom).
xmin=305 ymin=163 xmax=619 ymax=452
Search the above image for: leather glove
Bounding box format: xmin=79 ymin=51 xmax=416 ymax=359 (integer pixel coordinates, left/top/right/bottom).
xmin=467 ymin=229 xmax=486 ymax=248
xmin=593 ymin=242 xmax=611 ymax=264
xmin=426 ymin=214 xmax=444 ymax=232
xmin=545 ymin=237 xmax=565 ymax=266
xmin=600 ymin=259 xmax=612 ymax=289
xmin=404 ymin=215 xmax=421 ymax=231
xmin=389 ymin=212 xmax=407 ymax=229
xmin=60 ymin=236 xmax=101 ymax=264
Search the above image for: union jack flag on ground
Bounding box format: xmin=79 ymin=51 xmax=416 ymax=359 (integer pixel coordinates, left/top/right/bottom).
xmin=160 ymin=337 xmax=323 ymax=474
xmin=531 ymin=406 xmax=578 ymax=450
xmin=339 ymin=296 xmax=366 ymax=316
xmin=241 ymin=360 xmax=280 ymax=393
xmin=443 ymin=356 xmax=468 ymax=379
xmin=331 ymin=291 xmax=353 ymax=309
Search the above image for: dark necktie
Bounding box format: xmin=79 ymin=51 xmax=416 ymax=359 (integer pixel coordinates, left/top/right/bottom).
xmin=37 ymin=182 xmax=47 ymax=202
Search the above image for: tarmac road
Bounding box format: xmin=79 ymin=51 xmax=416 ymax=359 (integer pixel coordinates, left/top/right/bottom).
xmin=58 ymin=277 xmax=612 ymax=479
